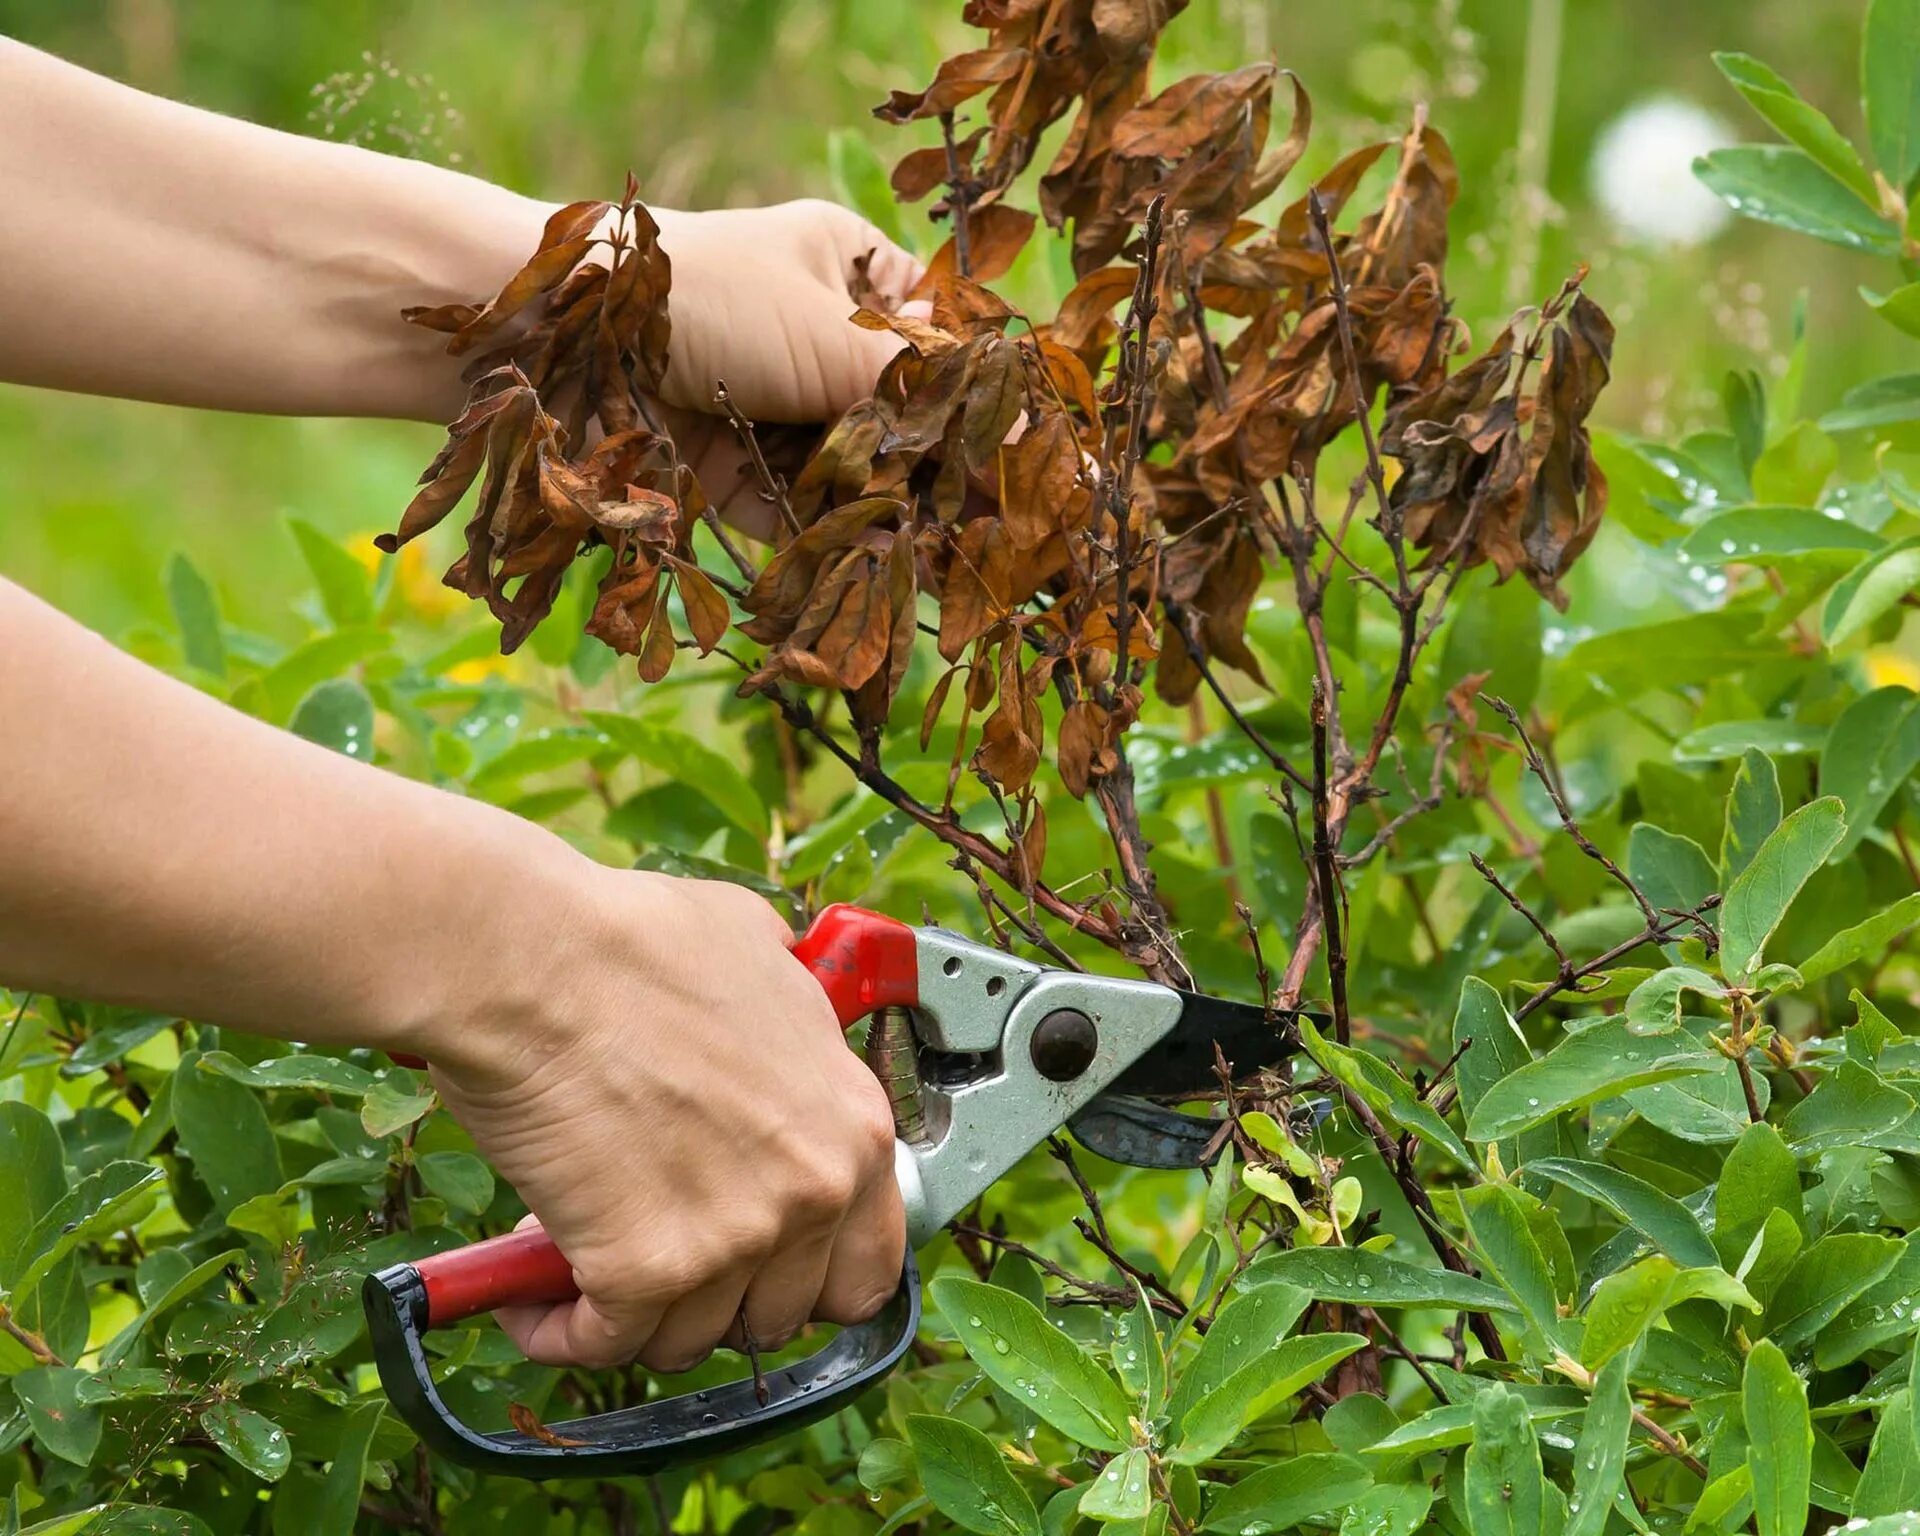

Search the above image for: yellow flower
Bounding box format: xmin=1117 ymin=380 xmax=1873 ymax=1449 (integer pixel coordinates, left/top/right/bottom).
xmin=344 ymin=532 xmax=465 ymax=620
xmin=446 ymin=654 xmax=521 ymax=685
xmin=1865 ymin=646 xmax=1920 ymax=692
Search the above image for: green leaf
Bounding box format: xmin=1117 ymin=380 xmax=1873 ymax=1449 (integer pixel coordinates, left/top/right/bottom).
xmin=1580 ymin=1256 xmax=1758 ymax=1371
xmin=905 ymin=1415 xmax=1040 ymax=1536
xmin=1678 ymin=506 xmax=1883 ymax=565
xmin=1695 ymin=146 xmax=1900 ymax=252
xmin=1782 ymin=1059 xmax=1917 ymax=1152
xmin=172 ymin=1048 xmax=282 ymax=1215
xmin=1713 ymin=53 xmax=1883 ymax=205
xmin=1744 ymin=1339 xmax=1811 ymax=1536
xmin=165 ymin=553 xmax=226 ymax=678
xmin=931 ymin=1275 xmax=1133 ymax=1451
xmin=1567 ymin=1352 xmax=1633 ymax=1536
xmin=12 ymin=1368 xmax=101 ymax=1465
xmin=275 ymin=1399 xmax=382 ymax=1536
xmin=1527 ymin=1158 xmax=1717 ymax=1269
xmin=1865 ymin=0 xmax=1920 ymax=192
xmin=1456 ymin=1184 xmax=1560 ymax=1344
xmin=1822 ymin=375 xmax=1920 ymax=433
xmin=16 ymin=1508 xmax=109 ymax=1536
xmin=200 ymin=1403 xmax=291 ymax=1483
xmin=1241 ymin=1248 xmax=1518 ymax=1312
xmin=196 ymin=1051 xmax=379 ymax=1096
xmin=1674 ymin=719 xmax=1826 ymax=764
xmin=1081 ymin=1449 xmax=1152 ymax=1523
xmin=1715 ymin=1123 xmax=1802 ymax=1267
xmin=1466 ymin=1018 xmax=1719 ymax=1142
xmin=1363 ymin=1400 xmax=1578 ymax=1462
xmin=1865 ymin=281 xmax=1920 ymax=338
xmin=1624 ymin=967 xmax=1724 ymax=1034
xmin=1803 ymin=893 xmax=1920 ymax=981
xmin=588 ymin=712 xmax=771 ymax=840
xmin=1819 ymin=688 xmax=1920 ymax=858
xmin=1689 ymin=1465 xmax=1755 ymax=1532
xmin=258 ymin=627 xmax=392 ymax=722
xmin=415 ymin=1151 xmax=494 ymax=1216
xmin=1451 ymin=978 xmax=1531 ymax=1121
xmin=1719 ymin=797 xmax=1847 ymax=980
xmin=1110 ymin=1284 xmax=1164 ymax=1407
xmin=1856 ymin=1389 xmax=1920 ymax=1516
xmin=858 ymin=1437 xmax=915 ymax=1494
xmin=466 ymin=728 xmax=609 ymax=797
xmin=1197 ymin=1452 xmax=1371 ymax=1534
xmin=1764 ymin=1232 xmax=1904 ymax=1350
xmin=1335 ymin=1486 xmax=1431 ymax=1536
xmin=100 ymin=1247 xmax=244 ymax=1366
xmin=287 ymin=519 xmax=374 ymax=628
xmin=360 ymin=1080 xmax=436 ymax=1139
xmin=1167 ymin=1285 xmax=1309 ymax=1429
xmin=289 ymin=679 xmax=375 ymax=761
xmin=1463 ymin=1385 xmax=1543 ymax=1536
xmin=1298 ymin=1019 xmax=1473 ymax=1171
xmin=1728 ymin=748 xmax=1781 ymax=887
xmin=1170 ymin=1333 xmax=1366 ymax=1464
xmin=10 ymin=1162 xmax=164 ymax=1304
xmin=1626 ymin=824 xmax=1718 ymax=920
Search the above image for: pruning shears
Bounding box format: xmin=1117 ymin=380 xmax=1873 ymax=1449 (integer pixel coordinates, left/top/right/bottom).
xmin=363 ymin=903 xmax=1302 ymax=1478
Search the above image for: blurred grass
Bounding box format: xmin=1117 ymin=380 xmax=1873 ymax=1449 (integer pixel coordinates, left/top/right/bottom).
xmin=0 ymin=0 xmax=1906 ymax=638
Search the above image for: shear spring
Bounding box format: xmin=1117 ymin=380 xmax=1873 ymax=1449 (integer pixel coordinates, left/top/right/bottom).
xmin=863 ymin=1006 xmax=926 ymax=1143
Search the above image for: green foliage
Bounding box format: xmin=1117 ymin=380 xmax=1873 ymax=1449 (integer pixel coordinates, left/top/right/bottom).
xmin=7 ymin=1 xmax=1920 ymax=1533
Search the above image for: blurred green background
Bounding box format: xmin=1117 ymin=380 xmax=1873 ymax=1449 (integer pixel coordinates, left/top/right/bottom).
xmin=0 ymin=0 xmax=1906 ymax=642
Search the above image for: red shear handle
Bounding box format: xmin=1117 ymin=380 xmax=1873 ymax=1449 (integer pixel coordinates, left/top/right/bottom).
xmin=790 ymin=903 xmax=919 ymax=1030
xmin=416 ymin=1226 xmax=579 ymax=1328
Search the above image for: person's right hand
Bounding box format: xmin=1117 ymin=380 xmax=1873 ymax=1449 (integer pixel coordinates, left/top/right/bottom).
xmin=424 ymin=860 xmax=904 ymax=1370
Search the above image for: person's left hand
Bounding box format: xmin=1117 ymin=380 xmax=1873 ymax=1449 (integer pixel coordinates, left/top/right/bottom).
xmin=642 ymin=200 xmax=925 ymax=539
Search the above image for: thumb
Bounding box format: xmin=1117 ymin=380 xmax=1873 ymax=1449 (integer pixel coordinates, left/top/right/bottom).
xmin=819 ymin=297 xmax=934 ymax=421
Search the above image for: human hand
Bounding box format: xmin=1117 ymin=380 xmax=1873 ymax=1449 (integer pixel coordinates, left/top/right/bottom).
xmin=650 ymin=199 xmax=923 ymax=424
xmin=425 ymin=863 xmax=904 ymax=1371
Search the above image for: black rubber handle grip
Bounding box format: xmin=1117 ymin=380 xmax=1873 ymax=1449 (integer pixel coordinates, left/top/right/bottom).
xmin=363 ymin=1254 xmax=919 ymax=1478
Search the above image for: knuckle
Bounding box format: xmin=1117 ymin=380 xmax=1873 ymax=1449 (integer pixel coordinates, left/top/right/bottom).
xmin=815 ymin=1278 xmax=896 ymax=1328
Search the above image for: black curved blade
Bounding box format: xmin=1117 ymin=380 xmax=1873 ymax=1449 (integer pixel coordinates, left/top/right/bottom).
xmin=1106 ymin=993 xmax=1305 ymax=1096
xmin=1069 ymin=1095 xmax=1227 ymax=1169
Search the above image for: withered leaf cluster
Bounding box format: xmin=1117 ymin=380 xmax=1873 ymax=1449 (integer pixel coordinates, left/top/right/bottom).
xmin=385 ymin=0 xmax=1616 ymax=891
xmin=380 ymin=179 xmax=726 ymax=678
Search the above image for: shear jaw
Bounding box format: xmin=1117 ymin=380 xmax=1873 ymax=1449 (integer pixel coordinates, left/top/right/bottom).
xmin=894 ymin=928 xmax=1186 ymax=1246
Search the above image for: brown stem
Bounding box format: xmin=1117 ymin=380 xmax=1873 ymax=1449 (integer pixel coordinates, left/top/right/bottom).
xmin=0 ymin=1302 xmax=64 ymax=1367
xmin=1311 ymin=681 xmax=1351 ymax=1046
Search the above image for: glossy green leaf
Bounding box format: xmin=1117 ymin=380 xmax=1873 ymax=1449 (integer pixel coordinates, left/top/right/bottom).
xmin=360 ymin=1079 xmax=436 ymax=1139
xmin=1457 ymin=1184 xmax=1560 ymax=1344
xmin=415 ymin=1151 xmax=494 ymax=1216
xmin=1334 ymin=1486 xmax=1431 ymax=1536
xmin=906 ymin=1415 xmax=1040 ymax=1536
xmin=1696 ymin=145 xmax=1900 ymax=252
xmin=10 ymin=1161 xmax=164 ymax=1304
xmin=1713 ymin=53 xmax=1882 ymax=204
xmin=172 ymin=1047 xmax=282 ymax=1215
xmin=1626 ymin=824 xmax=1718 ymax=920
xmin=931 ymin=1276 xmax=1132 ymax=1451
xmin=1745 ymin=1339 xmax=1811 ymax=1536
xmin=200 ymin=1404 xmax=291 ymax=1483
xmin=1673 ymin=718 xmax=1826 ymax=763
xmin=197 ymin=1051 xmax=380 ymax=1096
xmin=1820 ymin=688 xmax=1920 ymax=858
xmin=1864 ymin=281 xmax=1920 ymax=338
xmin=1719 ymin=797 xmax=1847 ymax=979
xmin=1167 ymin=1285 xmax=1310 ymax=1430
xmin=1580 ymin=1256 xmax=1758 ymax=1371
xmin=1567 ymin=1352 xmax=1633 ymax=1536
xmin=289 ymin=679 xmax=375 ymax=760
xmin=1855 ymin=1389 xmax=1920 ymax=1516
xmin=1467 ymin=1018 xmax=1718 ymax=1141
xmin=1765 ymin=1232 xmax=1904 ymax=1350
xmin=1463 ymin=1386 xmax=1543 ymax=1536
xmin=1782 ymin=1060 xmax=1917 ymax=1152
xmin=1679 ymin=506 xmax=1882 ymax=565
xmin=1715 ymin=1122 xmax=1803 ymax=1267
xmin=258 ymin=627 xmax=392 ymax=722
xmin=1171 ymin=1333 xmax=1366 ymax=1464
xmin=1080 ymin=1449 xmax=1152 ymax=1522
xmin=1865 ymin=0 xmax=1920 ymax=192
xmin=1241 ymin=1247 xmax=1519 ymax=1312
xmin=1197 ymin=1452 xmax=1371 ymax=1533
xmin=12 ymin=1368 xmax=101 ymax=1466
xmin=1528 ymin=1157 xmax=1717 ymax=1268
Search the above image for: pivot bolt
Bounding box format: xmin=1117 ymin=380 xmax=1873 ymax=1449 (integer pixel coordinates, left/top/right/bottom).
xmin=1031 ymin=1009 xmax=1098 ymax=1082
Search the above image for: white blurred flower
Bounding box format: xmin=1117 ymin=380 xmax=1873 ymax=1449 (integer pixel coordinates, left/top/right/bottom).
xmin=1588 ymin=97 xmax=1736 ymax=247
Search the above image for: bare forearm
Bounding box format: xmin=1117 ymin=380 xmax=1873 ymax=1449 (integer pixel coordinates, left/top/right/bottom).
xmin=0 ymin=39 xmax=547 ymax=422
xmin=0 ymin=576 xmax=587 ymax=1059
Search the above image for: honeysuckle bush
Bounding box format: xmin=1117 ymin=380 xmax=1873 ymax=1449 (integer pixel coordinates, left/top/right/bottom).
xmin=7 ymin=0 xmax=1920 ymax=1533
